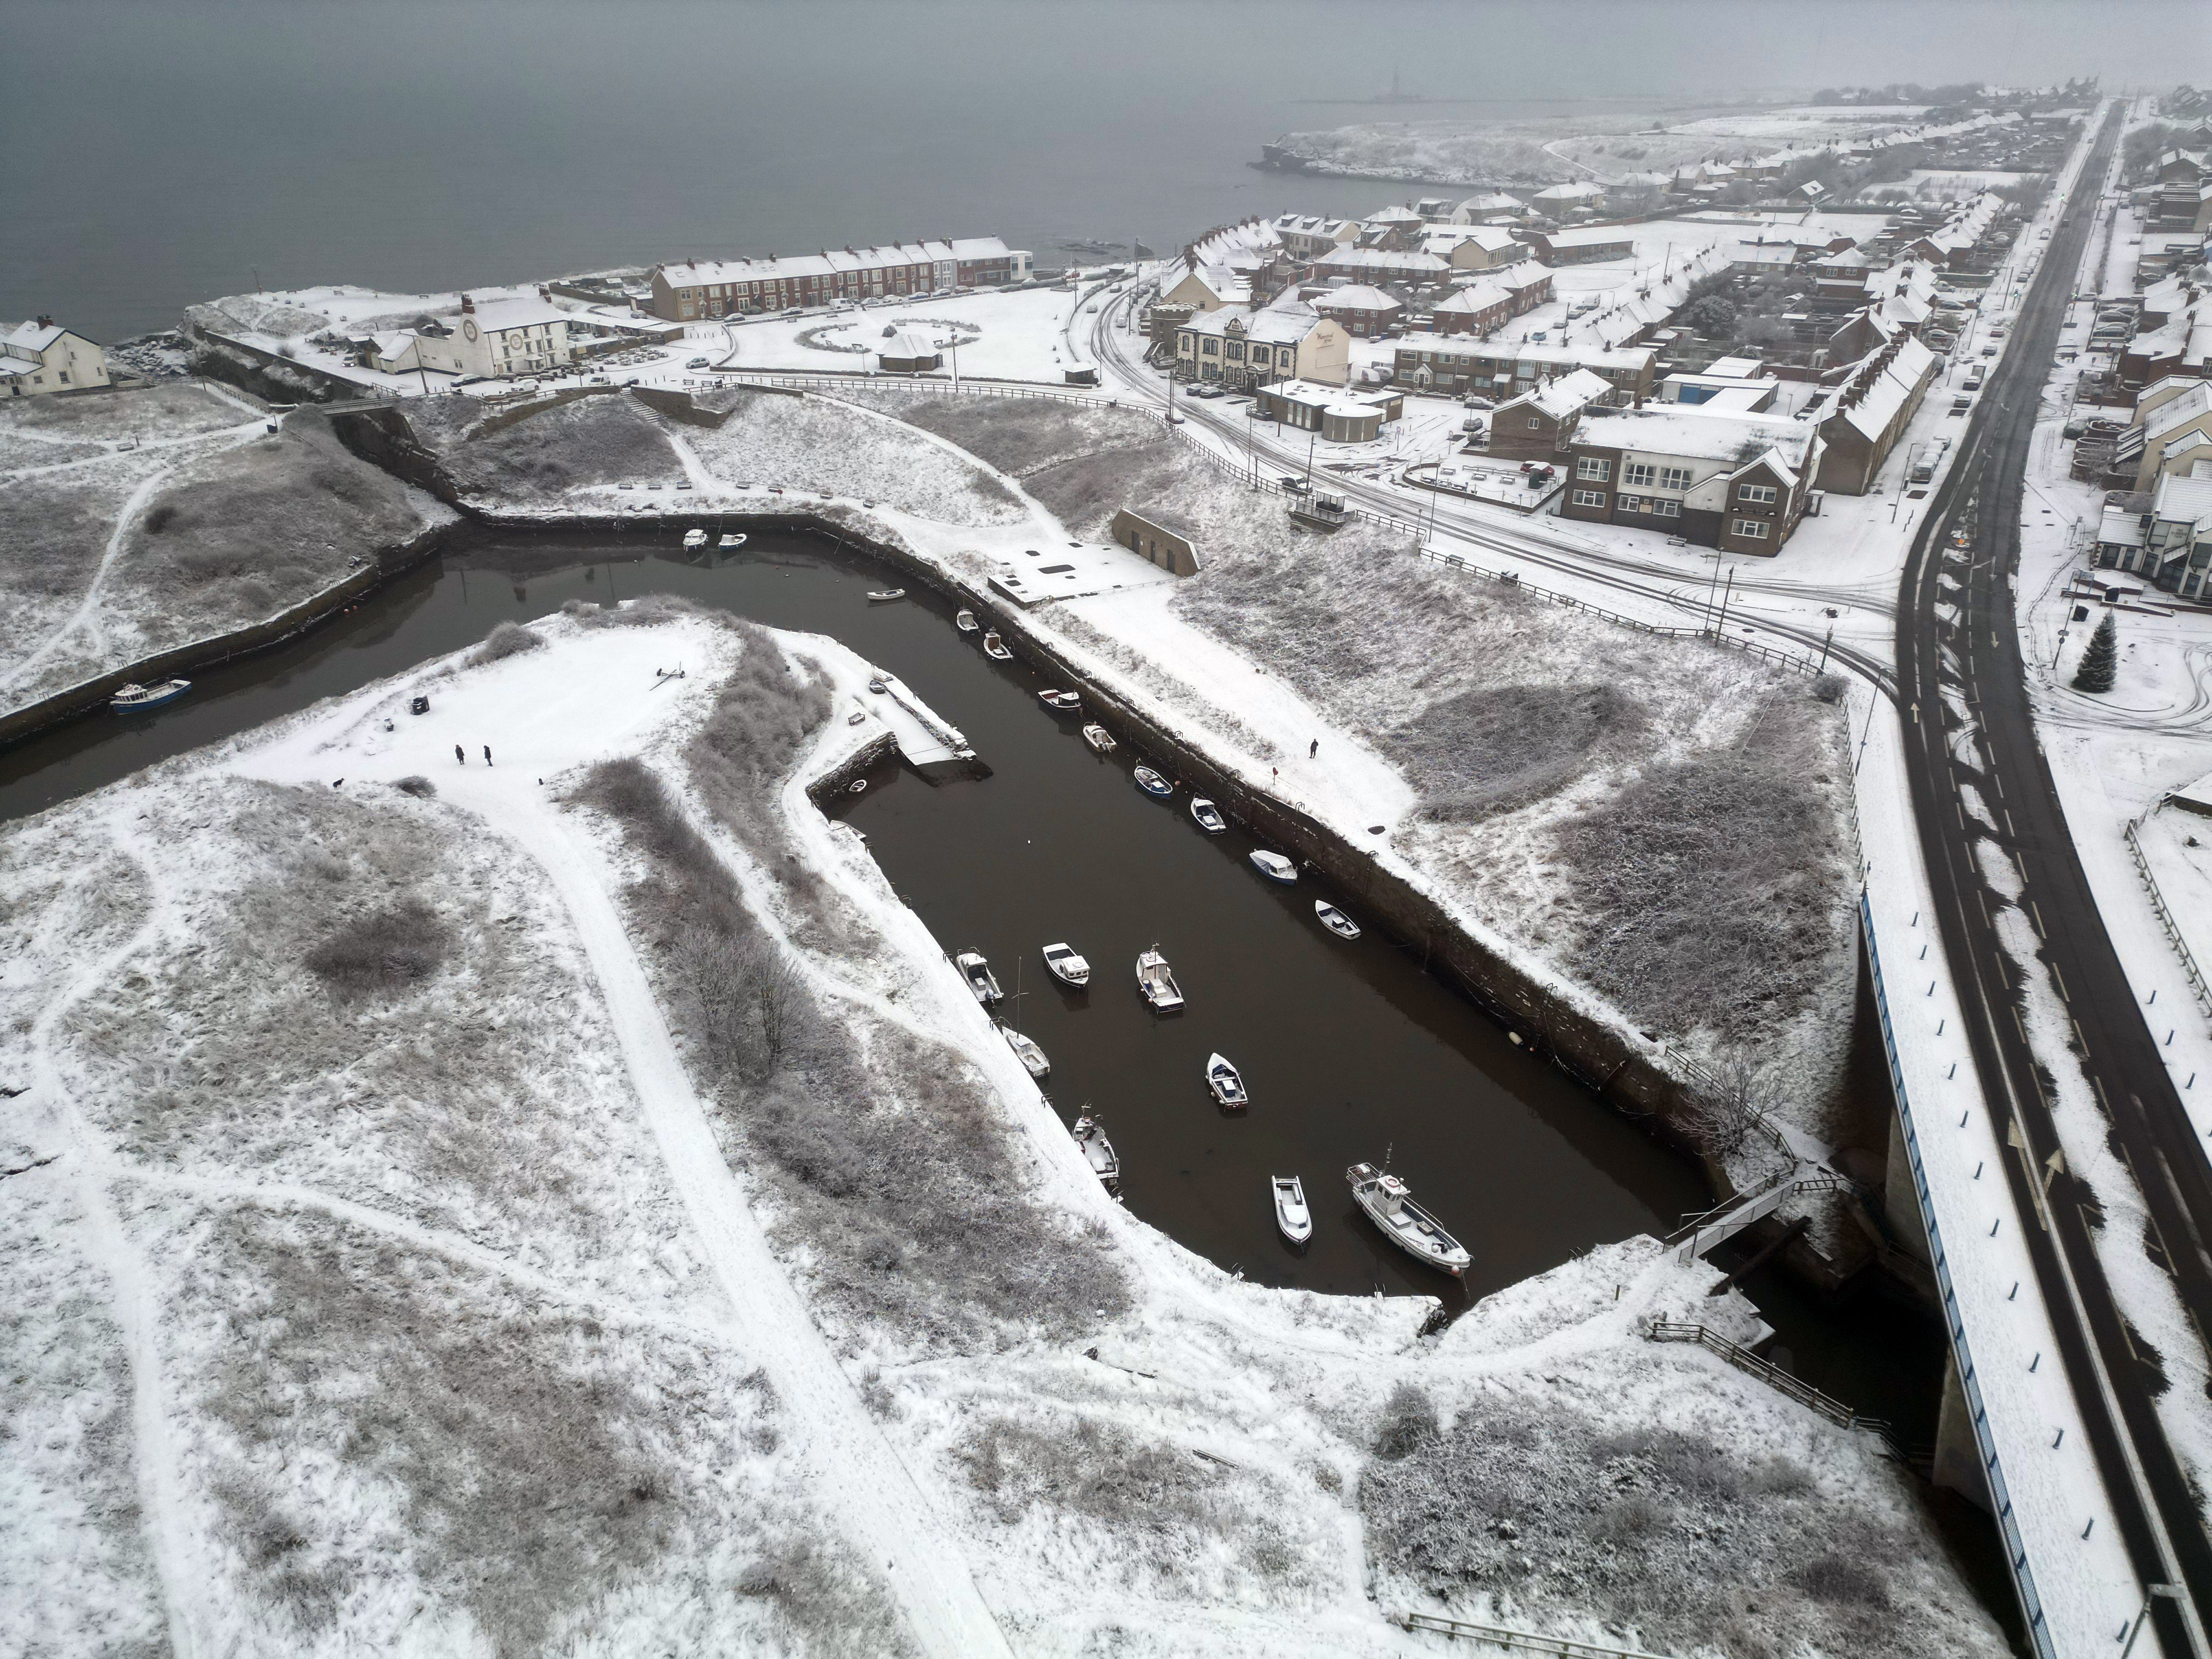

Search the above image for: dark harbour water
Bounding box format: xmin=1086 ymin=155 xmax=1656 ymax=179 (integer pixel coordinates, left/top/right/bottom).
xmin=3 ymin=0 xmax=2177 ymax=346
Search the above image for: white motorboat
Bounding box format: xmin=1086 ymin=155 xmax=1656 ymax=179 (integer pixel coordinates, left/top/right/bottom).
xmin=1205 ymin=1053 xmax=1248 ymax=1109
xmin=1136 ymin=946 xmax=1184 ymax=1011
xmin=1190 ymin=798 xmax=1227 ymax=834
xmin=866 ymin=588 xmax=906 ymax=603
xmin=1003 ymin=1027 xmax=1050 ymax=1079
xmin=1272 ymin=1176 xmax=1313 ymax=1245
xmin=1315 ymin=901 xmax=1361 ymax=940
xmin=1133 ymin=766 xmax=1172 ymax=798
xmin=1042 ymin=943 xmax=1091 ymax=987
xmin=983 ymin=630 xmax=1013 ymax=661
xmin=1073 ymin=1115 xmax=1120 ymax=1186
xmin=1037 ymin=689 xmax=1082 ymax=712
xmin=867 ymin=676 xmax=889 ymax=693
xmin=1082 ymin=723 xmax=1117 ymax=755
xmin=955 ymin=950 xmax=1003 ymax=1004
xmin=956 ymin=608 xmax=979 ymax=633
xmin=1249 ymin=850 xmax=1297 ymax=884
xmin=111 ymin=679 xmax=190 ymax=712
xmin=1346 ymin=1161 xmax=1470 ymax=1277
xmin=718 ymin=533 xmax=747 ymax=549
xmin=682 ymin=528 xmax=708 ymax=549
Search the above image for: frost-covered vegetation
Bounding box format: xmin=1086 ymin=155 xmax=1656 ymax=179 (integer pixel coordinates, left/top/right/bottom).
xmin=0 ymin=388 xmax=448 ymax=716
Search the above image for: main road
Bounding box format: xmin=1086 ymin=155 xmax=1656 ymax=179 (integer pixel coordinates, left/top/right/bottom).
xmin=1894 ymin=104 xmax=2212 ymax=1654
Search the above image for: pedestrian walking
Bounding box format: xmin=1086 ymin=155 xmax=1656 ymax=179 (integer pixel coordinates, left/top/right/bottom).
xmin=455 ymin=743 xmax=465 ymax=766
xmin=483 ymin=744 xmax=494 ymax=766
xmin=1309 ymin=738 xmax=1319 ymax=759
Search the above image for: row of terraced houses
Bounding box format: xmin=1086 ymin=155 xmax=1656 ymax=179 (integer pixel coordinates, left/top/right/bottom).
xmin=650 ymin=238 xmax=1032 ymax=321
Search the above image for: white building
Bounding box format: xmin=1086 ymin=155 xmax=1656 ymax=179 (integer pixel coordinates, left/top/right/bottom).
xmin=1176 ymin=299 xmax=1348 ymax=388
xmin=2 ymin=318 xmax=109 ymax=397
xmin=413 ymin=295 xmax=570 ymax=381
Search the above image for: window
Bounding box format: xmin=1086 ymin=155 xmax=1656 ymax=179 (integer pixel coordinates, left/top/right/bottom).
xmin=1576 ymin=457 xmax=1610 ymax=481
xmin=1227 ymin=342 xmax=1245 ymax=362
xmin=1653 ymin=499 xmax=1681 ymax=518
xmin=1617 ymin=494 xmax=1645 ymax=512
xmin=1527 ymin=417 xmax=1542 ymax=430
xmin=1623 ymin=462 xmax=1655 ymax=487
xmin=1572 ymin=488 xmax=1607 ymax=507
xmin=1737 ymin=483 xmax=1778 ymax=505
xmin=1660 ymin=466 xmax=1692 ymax=490
xmin=1731 ymin=517 xmax=1771 ymax=539
xmin=1202 ymin=338 xmax=1219 ymax=356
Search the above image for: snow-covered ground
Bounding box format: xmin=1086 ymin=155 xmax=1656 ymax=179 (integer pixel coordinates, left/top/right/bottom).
xmin=712 ymin=283 xmax=1098 ymax=382
xmin=0 ymin=607 xmax=2010 ymax=1657
xmin=0 ymin=383 xmax=453 ymax=720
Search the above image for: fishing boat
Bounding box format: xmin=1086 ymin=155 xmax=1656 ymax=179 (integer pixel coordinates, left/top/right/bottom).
xmin=1249 ymin=850 xmax=1297 ymax=884
xmin=983 ymin=630 xmax=1013 ymax=661
xmin=1042 ymin=942 xmax=1091 ymax=988
xmin=956 ymin=608 xmax=979 ymax=633
xmin=1132 ymin=766 xmax=1172 ymax=798
xmin=1073 ymin=1116 xmax=1120 ymax=1186
xmin=1003 ymin=1027 xmax=1050 ymax=1079
xmin=1136 ymin=946 xmax=1184 ymax=1011
xmin=1205 ymin=1053 xmax=1248 ymax=1109
xmin=111 ymin=680 xmax=190 ymax=712
xmin=1315 ymin=901 xmax=1361 ymax=940
xmin=719 ymin=533 xmax=747 ymax=549
xmin=866 ymin=588 xmax=906 ymax=603
xmin=1272 ymin=1176 xmax=1313 ymax=1245
xmin=1037 ymin=689 xmax=1082 ymax=712
xmin=682 ymin=528 xmax=708 ymax=549
xmin=1190 ymin=797 xmax=1227 ymax=834
xmin=954 ymin=951 xmax=1003 ymax=1004
xmin=1346 ymin=1161 xmax=1470 ymax=1277
xmin=1082 ymin=723 xmax=1117 ymax=755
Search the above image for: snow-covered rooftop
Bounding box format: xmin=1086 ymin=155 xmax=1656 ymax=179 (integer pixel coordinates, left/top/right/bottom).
xmin=1577 ymin=405 xmax=1816 ymax=470
xmin=1314 ymin=284 xmax=1401 ymax=311
xmin=657 ymin=238 xmax=1014 ymax=289
xmin=1500 ymin=367 xmax=1615 ymax=421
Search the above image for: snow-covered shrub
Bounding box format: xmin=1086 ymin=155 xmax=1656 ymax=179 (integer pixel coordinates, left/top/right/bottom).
xmin=468 ymin=619 xmax=546 ymax=666
xmin=440 ymin=393 xmax=684 ymax=500
xmin=392 ymin=775 xmax=436 ymax=798
xmin=1392 ymin=681 xmax=1650 ymax=821
xmin=303 ymin=895 xmax=452 ymax=998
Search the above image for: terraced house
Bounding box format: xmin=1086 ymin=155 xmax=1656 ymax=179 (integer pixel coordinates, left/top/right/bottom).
xmin=1176 ymin=300 xmax=1348 ymax=389
xmin=1391 ymin=334 xmax=1653 ymax=400
xmin=1560 ymin=406 xmax=1824 ymax=554
xmin=649 ymin=238 xmax=1030 ymax=320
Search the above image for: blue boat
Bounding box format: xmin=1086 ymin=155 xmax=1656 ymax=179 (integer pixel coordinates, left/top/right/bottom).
xmin=111 ymin=679 xmax=190 ymax=712
xmin=1133 ymin=765 xmax=1172 ymax=798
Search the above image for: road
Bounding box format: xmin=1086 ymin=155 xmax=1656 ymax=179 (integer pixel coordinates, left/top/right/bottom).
xmin=1893 ymin=104 xmax=2212 ymax=1654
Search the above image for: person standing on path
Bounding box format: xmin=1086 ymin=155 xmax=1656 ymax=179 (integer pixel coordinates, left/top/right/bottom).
xmin=1309 ymin=738 xmax=1319 ymax=759
xmin=455 ymin=743 xmax=465 ymax=766
xmin=483 ymin=744 xmax=493 ymax=766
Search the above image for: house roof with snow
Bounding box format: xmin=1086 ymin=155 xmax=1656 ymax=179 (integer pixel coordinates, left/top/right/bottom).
xmin=2140 ymin=380 xmax=2212 ymax=443
xmin=1314 ymin=284 xmax=1401 ymax=312
xmin=2153 ymin=469 xmax=2212 ymax=529
xmin=3 ymin=320 xmax=70 ymax=356
xmin=1310 ymin=246 xmax=1452 ymax=279
xmin=1576 ymin=406 xmax=1818 ymax=477
xmin=1179 ymin=301 xmax=1329 ymax=347
xmin=1452 ymin=193 xmax=1522 ymax=219
xmin=1499 ymin=368 xmax=1615 ymax=422
xmin=1421 ymin=225 xmax=1519 ymax=257
xmin=655 ymin=239 xmax=1014 ymax=290
xmin=1531 ymin=182 xmax=1605 ymax=204
xmin=1435 ymin=281 xmax=1510 ymax=315
xmin=1822 ymin=336 xmax=1938 ymax=445
xmin=464 ymin=297 xmax=567 ymax=335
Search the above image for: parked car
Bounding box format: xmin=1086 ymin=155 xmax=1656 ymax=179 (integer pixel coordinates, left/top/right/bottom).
xmin=687 ymin=356 xmax=710 ymax=369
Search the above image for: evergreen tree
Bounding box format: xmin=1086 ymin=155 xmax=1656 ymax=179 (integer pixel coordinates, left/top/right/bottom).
xmin=2072 ymin=612 xmax=2118 ymax=693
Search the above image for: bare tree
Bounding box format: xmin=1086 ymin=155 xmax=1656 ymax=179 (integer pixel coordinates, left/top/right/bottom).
xmin=742 ymin=941 xmax=803 ymax=1074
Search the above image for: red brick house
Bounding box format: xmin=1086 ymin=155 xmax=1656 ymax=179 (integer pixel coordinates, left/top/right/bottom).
xmin=1560 ymin=406 xmax=1824 ymax=554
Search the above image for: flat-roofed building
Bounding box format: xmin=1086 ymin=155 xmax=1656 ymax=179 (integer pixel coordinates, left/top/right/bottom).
xmin=1391 ymin=332 xmax=1655 ymax=400
xmin=1254 ymin=378 xmax=1404 ymax=442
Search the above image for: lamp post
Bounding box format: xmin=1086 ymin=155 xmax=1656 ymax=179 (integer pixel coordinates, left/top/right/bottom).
xmin=2118 ymin=1583 xmax=2182 ymax=1659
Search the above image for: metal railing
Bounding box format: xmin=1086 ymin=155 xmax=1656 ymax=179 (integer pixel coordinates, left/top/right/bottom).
xmin=1394 ymin=1611 xmax=1675 ymax=1658
xmin=1644 ymin=1323 xmax=1915 ymax=1464
xmin=2122 ymin=817 xmax=2212 ymax=1024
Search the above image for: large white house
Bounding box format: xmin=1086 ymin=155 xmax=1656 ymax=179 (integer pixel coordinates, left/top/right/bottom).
xmin=411 ymin=295 xmax=570 ymax=381
xmin=1175 ymin=299 xmax=1348 ymax=390
xmin=3 ymin=318 xmax=109 ymax=397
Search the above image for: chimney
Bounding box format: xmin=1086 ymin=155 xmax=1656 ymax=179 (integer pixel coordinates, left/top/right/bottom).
xmin=460 ymin=294 xmax=475 ymax=314
xmin=36 ymin=314 xmax=53 ymax=330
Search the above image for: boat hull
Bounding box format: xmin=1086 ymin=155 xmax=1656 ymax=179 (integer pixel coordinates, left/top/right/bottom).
xmin=1273 ymin=1179 xmax=1313 ymax=1245
xmin=111 ymin=680 xmax=190 ymax=712
xmin=1347 ymin=1166 xmax=1469 ymax=1276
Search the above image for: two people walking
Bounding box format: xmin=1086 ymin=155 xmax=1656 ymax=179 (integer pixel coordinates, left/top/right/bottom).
xmin=455 ymin=744 xmax=492 ymax=765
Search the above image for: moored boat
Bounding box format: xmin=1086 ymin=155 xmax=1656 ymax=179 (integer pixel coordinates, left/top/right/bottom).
xmin=1272 ymin=1176 xmax=1313 ymax=1245
xmin=1205 ymin=1053 xmax=1248 ymax=1109
xmin=1042 ymin=942 xmax=1091 ymax=987
xmin=1315 ymin=901 xmax=1361 ymax=940
xmin=1073 ymin=1115 xmax=1120 ymax=1186
xmin=1249 ymin=850 xmax=1297 ymax=884
xmin=1132 ymin=765 xmax=1172 ymax=798
xmin=1082 ymin=723 xmax=1117 ymax=754
xmin=1136 ymin=946 xmax=1184 ymax=1011
xmin=956 ymin=608 xmax=979 ymax=633
xmin=1190 ymin=797 xmax=1227 ymax=834
xmin=983 ymin=630 xmax=1013 ymax=661
xmin=111 ymin=680 xmax=190 ymax=712
xmin=954 ymin=950 xmax=1003 ymax=1004
xmin=1003 ymin=1027 xmax=1050 ymax=1079
xmin=719 ymin=533 xmax=747 ymax=549
xmin=866 ymin=588 xmax=906 ymax=603
xmin=682 ymin=528 xmax=708 ymax=549
xmin=1346 ymin=1161 xmax=1470 ymax=1277
xmin=1037 ymin=689 xmax=1082 ymax=712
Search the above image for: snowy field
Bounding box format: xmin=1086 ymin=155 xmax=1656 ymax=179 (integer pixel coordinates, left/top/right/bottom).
xmin=0 ymin=607 xmax=2009 ymax=1658
xmin=0 ymin=383 xmax=453 ymax=720
xmin=713 ymin=283 xmax=1097 ymax=382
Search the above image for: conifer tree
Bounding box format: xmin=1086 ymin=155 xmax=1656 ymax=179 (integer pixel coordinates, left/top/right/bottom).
xmin=2072 ymin=612 xmax=2117 ymax=693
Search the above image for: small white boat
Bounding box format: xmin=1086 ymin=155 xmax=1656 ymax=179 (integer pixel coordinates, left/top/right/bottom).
xmin=682 ymin=528 xmax=708 ymax=549
xmin=1037 ymin=689 xmax=1081 ymax=712
xmin=1073 ymin=1115 xmax=1120 ymax=1186
xmin=1082 ymin=723 xmax=1117 ymax=755
xmin=983 ymin=630 xmax=1012 ymax=661
xmin=1315 ymin=901 xmax=1361 ymax=940
xmin=1205 ymin=1053 xmax=1248 ymax=1109
xmin=1133 ymin=766 xmax=1172 ymax=798
xmin=867 ymin=675 xmax=889 ymax=694
xmin=1272 ymin=1176 xmax=1313 ymax=1245
xmin=1190 ymin=798 xmax=1227 ymax=834
xmin=866 ymin=588 xmax=906 ymax=603
xmin=955 ymin=950 xmax=1003 ymax=1004
xmin=718 ymin=533 xmax=747 ymax=549
xmin=847 ymin=711 xmax=867 ymax=725
xmin=1347 ymin=1161 xmax=1470 ymax=1277
xmin=111 ymin=679 xmax=190 ymax=712
xmin=1003 ymin=1026 xmax=1050 ymax=1079
xmin=956 ymin=608 xmax=979 ymax=633
xmin=1249 ymin=850 xmax=1297 ymax=884
xmin=847 ymin=779 xmax=867 ymax=794
xmin=1043 ymin=943 xmax=1091 ymax=987
xmin=1137 ymin=946 xmax=1184 ymax=1011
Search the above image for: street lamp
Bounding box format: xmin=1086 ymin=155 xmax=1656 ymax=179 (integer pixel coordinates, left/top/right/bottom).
xmin=2118 ymin=1583 xmax=2182 ymax=1659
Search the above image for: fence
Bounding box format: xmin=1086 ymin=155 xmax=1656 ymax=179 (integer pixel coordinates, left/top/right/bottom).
xmin=1644 ymin=1323 xmax=1914 ymax=1464
xmin=1393 ymin=1611 xmax=1675 ymax=1658
xmin=2121 ymin=817 xmax=2212 ymax=1024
